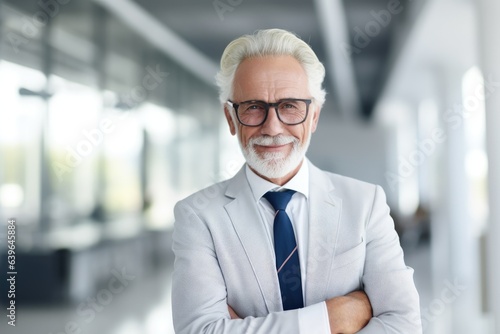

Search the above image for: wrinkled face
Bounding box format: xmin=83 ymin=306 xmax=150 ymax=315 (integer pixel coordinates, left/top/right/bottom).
xmin=224 ymin=56 xmax=321 ymax=183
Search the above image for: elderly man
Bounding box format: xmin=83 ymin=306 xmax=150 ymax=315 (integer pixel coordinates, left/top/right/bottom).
xmin=172 ymin=29 xmax=422 ymax=333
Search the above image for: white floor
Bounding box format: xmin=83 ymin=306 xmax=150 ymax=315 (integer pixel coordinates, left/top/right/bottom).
xmin=0 ymin=265 xmax=175 ymax=334
xmin=405 ymin=240 xmax=433 ymax=322
xmin=1 ymin=243 xmax=432 ymax=334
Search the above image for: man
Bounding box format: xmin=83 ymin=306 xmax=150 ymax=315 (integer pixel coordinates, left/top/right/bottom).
xmin=172 ymin=29 xmax=422 ymax=333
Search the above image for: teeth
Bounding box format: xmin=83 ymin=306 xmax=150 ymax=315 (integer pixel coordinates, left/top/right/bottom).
xmin=252 ymin=135 xmax=295 ymax=146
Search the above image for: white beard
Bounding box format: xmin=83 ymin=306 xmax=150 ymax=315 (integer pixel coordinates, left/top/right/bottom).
xmin=240 ymin=133 xmax=311 ymax=179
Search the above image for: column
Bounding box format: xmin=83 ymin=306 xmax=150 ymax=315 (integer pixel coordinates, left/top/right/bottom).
xmin=476 ymin=0 xmax=500 ymax=332
xmin=39 ymin=14 xmax=53 ymax=233
xmin=429 ymin=67 xmax=483 ymax=334
xmin=443 ymin=70 xmax=481 ymax=334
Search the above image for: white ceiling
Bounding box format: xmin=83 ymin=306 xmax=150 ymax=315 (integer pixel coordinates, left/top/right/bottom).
xmin=379 ymin=0 xmax=478 ymax=105
xmin=4 ymin=0 xmax=444 ymax=119
xmin=109 ymin=0 xmax=424 ymax=119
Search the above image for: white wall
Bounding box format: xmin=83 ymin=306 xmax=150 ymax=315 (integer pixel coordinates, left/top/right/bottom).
xmin=307 ymin=115 xmax=398 ymax=210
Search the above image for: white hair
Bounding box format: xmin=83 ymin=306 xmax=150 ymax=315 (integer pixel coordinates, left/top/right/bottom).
xmin=215 ymin=29 xmax=326 ymax=107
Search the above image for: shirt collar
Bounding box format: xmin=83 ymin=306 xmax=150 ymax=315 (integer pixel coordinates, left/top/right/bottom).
xmin=245 ymin=158 xmax=310 ymax=203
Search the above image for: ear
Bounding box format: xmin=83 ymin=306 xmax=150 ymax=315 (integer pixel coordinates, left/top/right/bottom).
xmin=310 ymin=104 xmax=321 ymax=133
xmin=224 ymin=105 xmax=237 ymax=136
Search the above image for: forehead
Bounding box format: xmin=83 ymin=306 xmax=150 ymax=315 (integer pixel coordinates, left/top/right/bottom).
xmin=232 ymin=55 xmax=309 ymax=100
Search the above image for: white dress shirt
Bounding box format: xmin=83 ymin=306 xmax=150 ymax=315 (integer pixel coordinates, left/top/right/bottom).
xmin=245 ymin=159 xmax=331 ymax=333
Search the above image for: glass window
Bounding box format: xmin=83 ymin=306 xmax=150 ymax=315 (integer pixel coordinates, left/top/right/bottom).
xmin=138 ymin=102 xmax=177 ymax=229
xmin=101 ymin=107 xmax=143 ymax=220
xmin=48 ymin=74 xmax=101 ymax=224
xmin=0 ymin=60 xmax=46 ymax=225
xmin=462 ymin=67 xmax=488 ymax=232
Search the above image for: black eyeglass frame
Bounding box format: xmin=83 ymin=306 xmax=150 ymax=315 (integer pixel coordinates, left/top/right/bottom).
xmin=226 ymin=98 xmax=313 ymax=127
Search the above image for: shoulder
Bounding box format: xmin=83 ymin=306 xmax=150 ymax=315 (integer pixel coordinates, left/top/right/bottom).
xmin=310 ymin=162 xmax=380 ymax=195
xmin=309 ymin=163 xmax=389 ymax=212
xmin=174 ymin=178 xmax=232 ymax=215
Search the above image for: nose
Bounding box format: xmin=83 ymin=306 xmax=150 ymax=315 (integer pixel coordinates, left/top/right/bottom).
xmin=260 ymin=106 xmax=285 ymax=136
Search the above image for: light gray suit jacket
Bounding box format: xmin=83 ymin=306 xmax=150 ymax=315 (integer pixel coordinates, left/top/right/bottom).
xmin=172 ymin=161 xmax=422 ymax=333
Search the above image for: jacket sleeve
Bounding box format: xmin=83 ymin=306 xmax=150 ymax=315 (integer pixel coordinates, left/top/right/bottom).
xmin=171 ymin=200 xmax=329 ymax=334
xmin=357 ymin=185 xmax=422 ymax=333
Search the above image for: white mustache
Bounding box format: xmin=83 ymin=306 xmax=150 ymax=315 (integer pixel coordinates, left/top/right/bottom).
xmin=250 ymin=135 xmax=298 ymax=146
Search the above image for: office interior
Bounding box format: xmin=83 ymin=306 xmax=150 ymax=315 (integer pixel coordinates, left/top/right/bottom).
xmin=0 ymin=0 xmax=499 ymax=333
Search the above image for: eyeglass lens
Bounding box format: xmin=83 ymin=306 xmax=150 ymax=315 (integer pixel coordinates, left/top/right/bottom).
xmin=237 ymin=99 xmax=308 ymax=126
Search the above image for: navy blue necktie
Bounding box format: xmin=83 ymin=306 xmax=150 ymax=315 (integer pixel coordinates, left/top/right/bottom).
xmin=263 ymin=190 xmax=304 ymax=310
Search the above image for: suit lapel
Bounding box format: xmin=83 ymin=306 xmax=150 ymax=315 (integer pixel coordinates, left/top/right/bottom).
xmin=305 ymin=162 xmax=342 ymax=305
xmin=224 ymin=167 xmax=282 ymax=313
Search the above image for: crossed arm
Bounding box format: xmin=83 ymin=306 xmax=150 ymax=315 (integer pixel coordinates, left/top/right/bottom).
xmin=172 ymin=185 xmax=422 ymax=333
xmin=228 ymin=290 xmax=373 ymax=334
xmin=172 ymin=201 xmax=373 ymax=333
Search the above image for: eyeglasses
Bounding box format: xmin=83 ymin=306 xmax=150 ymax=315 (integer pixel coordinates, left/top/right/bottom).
xmin=226 ymin=98 xmax=312 ymax=127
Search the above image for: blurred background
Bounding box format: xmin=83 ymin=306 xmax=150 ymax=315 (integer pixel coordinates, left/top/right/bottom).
xmin=0 ymin=0 xmax=499 ymax=333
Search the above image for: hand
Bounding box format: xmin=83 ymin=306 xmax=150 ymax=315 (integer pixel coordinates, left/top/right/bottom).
xmin=228 ymin=305 xmax=241 ymax=319
xmin=326 ymin=290 xmax=372 ymax=334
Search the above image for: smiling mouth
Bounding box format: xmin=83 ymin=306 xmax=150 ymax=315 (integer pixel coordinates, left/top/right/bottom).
xmin=250 ymin=135 xmax=297 ymax=153
xmin=255 ymin=143 xmax=290 ymax=151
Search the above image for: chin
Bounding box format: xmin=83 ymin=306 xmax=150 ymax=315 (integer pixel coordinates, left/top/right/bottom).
xmin=239 ymin=134 xmax=311 ymax=180
xmin=246 ymin=151 xmax=304 ymax=180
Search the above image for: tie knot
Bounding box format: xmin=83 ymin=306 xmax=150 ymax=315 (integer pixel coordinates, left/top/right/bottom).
xmin=263 ymin=189 xmax=296 ymax=211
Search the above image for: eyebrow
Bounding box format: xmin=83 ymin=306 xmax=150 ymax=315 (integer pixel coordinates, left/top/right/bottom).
xmin=239 ymin=98 xmax=302 ymax=103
